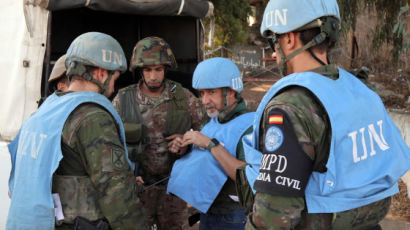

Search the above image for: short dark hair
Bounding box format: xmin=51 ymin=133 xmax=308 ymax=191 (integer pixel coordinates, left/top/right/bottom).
xmin=299 ymin=27 xmax=329 ymax=53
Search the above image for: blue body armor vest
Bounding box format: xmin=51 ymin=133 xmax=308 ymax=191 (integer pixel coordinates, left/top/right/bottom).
xmin=7 ymin=92 xmax=133 ymax=230
xmin=244 ymin=68 xmax=410 ymax=213
xmin=167 ymin=112 xmax=254 ymax=213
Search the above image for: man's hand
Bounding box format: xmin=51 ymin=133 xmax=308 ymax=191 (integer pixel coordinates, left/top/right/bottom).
xmin=166 ymin=134 xmax=188 ymax=155
xmin=182 ymin=130 xmax=211 ymax=149
xmin=136 ymin=176 xmax=144 ymax=185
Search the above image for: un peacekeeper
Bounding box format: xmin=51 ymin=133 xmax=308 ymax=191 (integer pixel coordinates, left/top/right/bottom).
xmin=166 ymin=57 xmax=254 ymax=230
xmin=112 ymin=36 xmax=204 ymax=230
xmin=7 ymin=32 xmax=147 ymax=230
xmin=48 ymin=54 xmax=69 ymax=92
xmin=238 ymin=0 xmax=410 ymax=229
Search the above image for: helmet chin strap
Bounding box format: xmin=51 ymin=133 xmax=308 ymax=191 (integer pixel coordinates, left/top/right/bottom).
xmin=84 ymin=70 xmax=113 ymax=97
xmin=66 ymin=61 xmax=112 ymax=96
xmin=217 ymin=88 xmax=239 ymax=121
xmin=143 ymin=77 xmax=166 ymax=92
xmin=272 ymin=31 xmax=327 ymax=76
xmin=139 ymin=69 xmax=166 ymax=92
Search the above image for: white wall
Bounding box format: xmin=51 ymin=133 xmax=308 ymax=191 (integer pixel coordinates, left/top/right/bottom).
xmin=0 ymin=0 xmax=48 ymax=142
xmin=0 ymin=142 xmax=11 ymax=230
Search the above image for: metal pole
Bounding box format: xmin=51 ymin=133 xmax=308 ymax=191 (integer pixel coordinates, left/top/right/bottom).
xmin=42 ymin=12 xmax=53 ymax=99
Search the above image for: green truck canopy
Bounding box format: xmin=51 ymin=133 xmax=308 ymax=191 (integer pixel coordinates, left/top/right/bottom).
xmin=40 ymin=0 xmax=213 ymax=18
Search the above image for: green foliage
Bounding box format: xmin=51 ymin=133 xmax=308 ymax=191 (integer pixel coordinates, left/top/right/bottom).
xmin=393 ymin=5 xmax=410 ymax=56
xmin=337 ymin=0 xmax=409 ymax=63
xmin=337 ymin=0 xmax=361 ymax=35
xmin=206 ymin=0 xmax=252 ymax=48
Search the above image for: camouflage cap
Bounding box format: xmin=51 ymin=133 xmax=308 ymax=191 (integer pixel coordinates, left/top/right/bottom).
xmin=129 ymin=36 xmax=177 ymax=72
xmin=48 ymin=55 xmax=66 ymax=83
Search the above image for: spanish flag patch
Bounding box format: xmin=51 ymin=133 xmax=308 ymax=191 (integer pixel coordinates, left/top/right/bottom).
xmin=269 ymin=115 xmax=283 ymax=124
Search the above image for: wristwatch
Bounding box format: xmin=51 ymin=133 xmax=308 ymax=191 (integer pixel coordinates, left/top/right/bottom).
xmin=206 ymin=138 xmax=220 ymax=151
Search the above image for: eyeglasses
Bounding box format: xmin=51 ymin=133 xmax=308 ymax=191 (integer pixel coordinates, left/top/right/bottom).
xmin=266 ymin=34 xmax=281 ymax=52
xmin=267 ymin=38 xmax=275 ymax=51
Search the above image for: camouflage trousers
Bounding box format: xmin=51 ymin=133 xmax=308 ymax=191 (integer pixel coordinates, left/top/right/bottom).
xmin=140 ymin=185 xmax=189 ymax=230
xmin=246 ymin=193 xmax=391 ymax=230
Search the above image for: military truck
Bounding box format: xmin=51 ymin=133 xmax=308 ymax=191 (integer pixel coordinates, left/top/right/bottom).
xmin=0 ymin=1 xmax=213 ymax=227
xmin=0 ymin=0 xmax=213 ymax=142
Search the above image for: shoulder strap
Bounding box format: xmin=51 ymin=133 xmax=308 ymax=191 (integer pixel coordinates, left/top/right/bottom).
xmin=118 ymin=84 xmax=144 ymax=124
xmin=165 ymin=81 xmax=192 ymax=136
xmin=170 ymin=80 xmax=189 ymax=110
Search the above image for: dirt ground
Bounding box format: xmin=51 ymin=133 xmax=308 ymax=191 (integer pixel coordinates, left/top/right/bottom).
xmin=242 ymin=64 xmax=410 ymax=112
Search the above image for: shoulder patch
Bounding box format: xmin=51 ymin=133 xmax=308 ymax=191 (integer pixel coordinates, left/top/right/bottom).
xmin=268 ymin=115 xmax=283 ymax=124
xmin=256 ymin=107 xmax=313 ymax=197
xmin=111 ymin=148 xmax=126 ymax=169
xmin=264 ymin=126 xmax=284 ymax=152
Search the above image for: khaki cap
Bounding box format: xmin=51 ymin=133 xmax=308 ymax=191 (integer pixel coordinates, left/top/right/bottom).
xmin=48 ymin=55 xmax=67 ymax=83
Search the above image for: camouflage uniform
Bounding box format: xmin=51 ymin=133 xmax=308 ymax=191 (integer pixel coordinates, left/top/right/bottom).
xmin=54 ymin=91 xmax=147 ymax=230
xmin=112 ymin=79 xmax=204 ymax=230
xmin=244 ymin=65 xmax=391 ymax=230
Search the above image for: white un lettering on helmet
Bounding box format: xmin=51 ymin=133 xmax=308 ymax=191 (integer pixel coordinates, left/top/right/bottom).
xmin=231 ymin=77 xmax=243 ymax=90
xmin=265 ymin=9 xmax=288 ymax=27
xmin=102 ymin=49 xmax=123 ymax=66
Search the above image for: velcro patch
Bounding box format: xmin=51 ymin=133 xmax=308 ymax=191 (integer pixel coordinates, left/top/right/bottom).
xmin=112 ymin=148 xmax=125 ymax=169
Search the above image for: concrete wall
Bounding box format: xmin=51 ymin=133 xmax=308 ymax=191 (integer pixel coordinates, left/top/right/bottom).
xmin=389 ymin=110 xmax=410 ymax=144
xmin=389 ymin=110 xmax=410 ymax=198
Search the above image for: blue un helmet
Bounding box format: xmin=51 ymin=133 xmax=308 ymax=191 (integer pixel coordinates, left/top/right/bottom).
xmin=260 ymin=0 xmax=340 ymax=76
xmin=193 ymin=57 xmax=243 ymax=119
xmin=193 ymin=57 xmax=243 ymax=93
xmin=65 ymin=32 xmax=127 ymax=96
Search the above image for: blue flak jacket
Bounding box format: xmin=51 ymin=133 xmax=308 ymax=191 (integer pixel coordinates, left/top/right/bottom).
xmin=7 ymin=92 xmax=133 ymax=230
xmin=244 ymin=67 xmax=410 ymax=213
xmin=167 ymin=112 xmax=255 ymax=213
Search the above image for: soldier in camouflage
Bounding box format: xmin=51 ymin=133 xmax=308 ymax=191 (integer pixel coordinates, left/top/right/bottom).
xmin=236 ymin=0 xmax=410 ymax=230
xmin=112 ymin=36 xmax=204 ymax=230
xmin=8 ymin=32 xmax=147 ymax=230
xmin=54 ymin=32 xmax=147 ymax=230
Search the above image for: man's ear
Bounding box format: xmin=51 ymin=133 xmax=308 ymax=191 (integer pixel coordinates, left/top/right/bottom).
xmin=227 ymin=88 xmax=237 ymax=101
xmin=285 ymin=32 xmax=298 ymax=50
xmin=93 ymin=68 xmax=107 ymax=81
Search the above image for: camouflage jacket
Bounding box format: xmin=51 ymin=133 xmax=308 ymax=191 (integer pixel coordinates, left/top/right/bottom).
xmin=113 ymin=80 xmax=204 ymax=181
xmin=55 ymin=91 xmax=147 ymax=230
xmin=248 ymin=65 xmax=390 ymax=230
